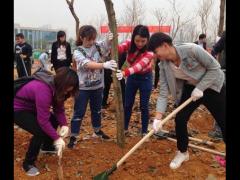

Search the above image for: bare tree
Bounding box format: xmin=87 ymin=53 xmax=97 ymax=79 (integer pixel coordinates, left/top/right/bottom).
xmin=210 ymin=12 xmax=220 ymax=43
xmin=198 ymin=0 xmax=214 ymax=34
xmin=167 ymin=0 xmax=195 ymax=41
xmin=65 ymin=0 xmax=80 ymax=39
xmin=218 ymin=0 xmax=225 ymax=36
xmin=120 ymin=0 xmax=146 ymax=39
xmin=103 ymin=0 xmax=125 ymax=148
xmin=123 ymin=0 xmax=145 ymax=26
xmin=180 ymin=22 xmax=199 ymax=42
xmin=152 ymin=7 xmax=167 ymax=31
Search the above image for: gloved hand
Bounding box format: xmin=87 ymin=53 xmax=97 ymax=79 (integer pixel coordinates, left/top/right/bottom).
xmin=107 ymin=32 xmax=113 ymax=41
xmin=191 ymin=88 xmax=203 ymax=101
xmin=103 ymin=60 xmax=117 ymax=71
xmin=116 ymin=70 xmax=124 ymax=80
xmin=54 ymin=137 xmax=65 ymax=157
xmin=152 ymin=118 xmax=163 ymax=133
xmin=59 ymin=126 xmax=69 ymax=138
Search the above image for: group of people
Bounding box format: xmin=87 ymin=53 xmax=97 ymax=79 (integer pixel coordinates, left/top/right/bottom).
xmin=14 ymin=24 xmax=226 ymax=176
xmin=14 ymin=30 xmax=73 ymax=78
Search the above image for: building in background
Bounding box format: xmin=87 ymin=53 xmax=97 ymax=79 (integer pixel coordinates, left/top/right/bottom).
xmin=14 ymin=23 xmax=65 ymax=50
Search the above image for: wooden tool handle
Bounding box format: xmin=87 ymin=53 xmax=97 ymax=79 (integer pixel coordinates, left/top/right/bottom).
xmin=160 ymin=129 xmax=214 ymax=146
xmin=116 ymin=97 xmax=193 ymax=167
xmin=165 ymin=136 xmax=225 ymax=156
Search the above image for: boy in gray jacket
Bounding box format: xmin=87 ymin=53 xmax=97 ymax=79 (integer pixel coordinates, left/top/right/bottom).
xmin=148 ymin=32 xmax=225 ymax=169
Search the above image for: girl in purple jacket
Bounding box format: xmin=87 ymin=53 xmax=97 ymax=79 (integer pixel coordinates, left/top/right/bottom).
xmin=14 ymin=67 xmax=79 ymax=176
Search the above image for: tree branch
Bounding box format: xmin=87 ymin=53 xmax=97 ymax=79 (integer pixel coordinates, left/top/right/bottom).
xmin=65 ymin=0 xmax=80 ymax=38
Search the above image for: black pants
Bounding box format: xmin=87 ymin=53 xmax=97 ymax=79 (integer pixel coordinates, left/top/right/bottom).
xmin=53 ymin=60 xmax=71 ymax=72
xmin=175 ymin=83 xmax=226 ymax=152
xmin=102 ymin=69 xmax=113 ymax=106
xmin=14 ymin=111 xmax=58 ymax=165
xmin=16 ymin=59 xmax=31 ymax=77
xmin=154 ymin=59 xmax=160 ymax=89
xmin=102 ymin=69 xmax=126 ymax=106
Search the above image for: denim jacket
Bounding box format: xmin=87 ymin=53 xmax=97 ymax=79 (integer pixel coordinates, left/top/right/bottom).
xmin=156 ymin=43 xmax=225 ymax=113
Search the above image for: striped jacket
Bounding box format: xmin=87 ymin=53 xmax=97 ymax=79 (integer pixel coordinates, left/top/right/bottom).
xmin=118 ymin=39 xmax=154 ymax=76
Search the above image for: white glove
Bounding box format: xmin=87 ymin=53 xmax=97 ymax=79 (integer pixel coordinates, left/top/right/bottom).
xmin=59 ymin=126 xmax=69 ymax=138
xmin=116 ymin=70 xmax=123 ymax=80
xmin=191 ymin=88 xmax=203 ymax=101
xmin=153 ymin=118 xmax=163 ymax=133
xmin=107 ymin=32 xmax=113 ymax=41
xmin=54 ymin=138 xmax=65 ymax=157
xmin=103 ymin=60 xmax=117 ymax=71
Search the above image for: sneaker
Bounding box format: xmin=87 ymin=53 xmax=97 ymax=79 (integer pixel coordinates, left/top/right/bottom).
xmin=92 ymin=130 xmax=110 ymax=140
xmin=208 ymin=130 xmax=223 ymax=140
xmin=169 ymin=151 xmax=189 ymax=169
xmin=23 ymin=162 xmax=40 ymax=176
xmin=67 ymin=136 xmax=77 ymax=149
xmin=40 ymin=145 xmax=57 ymax=154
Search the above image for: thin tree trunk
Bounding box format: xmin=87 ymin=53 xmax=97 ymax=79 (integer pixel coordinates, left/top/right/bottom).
xmin=103 ymin=0 xmax=125 ymax=148
xmin=65 ymin=0 xmax=80 ymax=71
xmin=218 ymin=0 xmax=225 ymax=36
xmin=66 ymin=0 xmax=80 ymax=39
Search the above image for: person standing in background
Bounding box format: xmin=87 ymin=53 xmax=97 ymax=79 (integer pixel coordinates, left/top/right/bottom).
xmin=15 ymin=33 xmax=32 ymax=77
xmin=51 ymin=31 xmax=72 ymax=71
xmin=194 ymin=33 xmax=207 ymax=50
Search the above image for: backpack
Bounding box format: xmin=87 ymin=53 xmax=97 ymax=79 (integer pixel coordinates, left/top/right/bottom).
xmin=77 ymin=43 xmax=102 ymax=59
xmin=14 ymin=76 xmax=35 ymax=98
xmin=14 ymin=68 xmax=54 ymax=102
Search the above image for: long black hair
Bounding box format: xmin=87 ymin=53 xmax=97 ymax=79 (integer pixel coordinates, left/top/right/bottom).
xmin=57 ymin=31 xmax=67 ymax=47
xmin=129 ymin=25 xmax=150 ymax=54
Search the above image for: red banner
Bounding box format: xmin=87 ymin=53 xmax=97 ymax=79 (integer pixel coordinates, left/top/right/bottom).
xmin=100 ymin=25 xmax=171 ymax=33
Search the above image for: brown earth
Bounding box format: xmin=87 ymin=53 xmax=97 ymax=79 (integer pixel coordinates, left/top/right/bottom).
xmin=14 ymin=66 xmax=225 ymax=180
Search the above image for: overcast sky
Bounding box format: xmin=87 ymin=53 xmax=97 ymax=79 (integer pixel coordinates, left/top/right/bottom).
xmin=14 ymin=0 xmax=220 ymax=39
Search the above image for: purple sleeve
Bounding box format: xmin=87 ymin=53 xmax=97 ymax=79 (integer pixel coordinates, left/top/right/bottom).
xmin=35 ymin=85 xmax=60 ymax=140
xmin=53 ymin=103 xmax=67 ymax=127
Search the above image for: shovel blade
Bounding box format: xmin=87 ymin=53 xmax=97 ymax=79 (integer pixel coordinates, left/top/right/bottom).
xmin=93 ymin=164 xmax=117 ymax=180
xmin=93 ymin=171 xmax=109 ymax=180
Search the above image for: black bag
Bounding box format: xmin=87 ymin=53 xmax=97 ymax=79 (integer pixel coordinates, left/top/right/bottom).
xmin=14 ymin=68 xmax=54 ymax=102
xmin=14 ymin=76 xmax=35 ymax=97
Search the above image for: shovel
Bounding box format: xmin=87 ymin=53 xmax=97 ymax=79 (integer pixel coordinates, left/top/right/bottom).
xmin=57 ymin=150 xmax=64 ymax=180
xmin=93 ymin=97 xmax=193 ymax=180
xmin=154 ymin=131 xmax=225 ymax=156
xmin=158 ymin=129 xmax=214 ymax=146
xmin=20 ymin=56 xmax=29 ymax=77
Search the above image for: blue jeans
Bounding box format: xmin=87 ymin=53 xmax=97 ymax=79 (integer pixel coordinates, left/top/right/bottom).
xmin=124 ymin=72 xmax=153 ymax=133
xmin=70 ymin=88 xmax=103 ymax=136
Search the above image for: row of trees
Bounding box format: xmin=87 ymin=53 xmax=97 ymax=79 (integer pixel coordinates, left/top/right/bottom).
xmin=66 ymin=0 xmax=225 ymax=45
xmin=123 ymin=0 xmax=221 ymax=44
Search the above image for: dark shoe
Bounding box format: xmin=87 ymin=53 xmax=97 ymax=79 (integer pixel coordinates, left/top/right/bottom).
xmin=208 ymin=130 xmax=223 ymax=140
xmin=92 ymin=130 xmax=110 ymax=140
xmin=67 ymin=136 xmax=77 ymax=149
xmin=40 ymin=145 xmax=57 ymax=154
xmin=23 ymin=162 xmax=40 ymax=176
